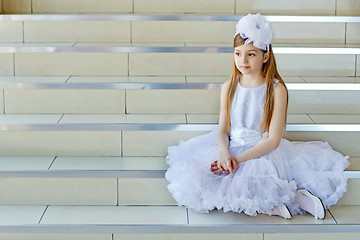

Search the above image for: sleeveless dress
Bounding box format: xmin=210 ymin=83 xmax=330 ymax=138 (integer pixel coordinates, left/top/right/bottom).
xmin=165 ymin=79 xmax=350 ymax=216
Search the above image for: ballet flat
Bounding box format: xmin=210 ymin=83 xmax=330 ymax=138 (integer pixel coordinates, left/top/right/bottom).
xmin=297 ymin=189 xmax=326 ymax=220
xmin=278 ymin=204 xmax=292 ymax=219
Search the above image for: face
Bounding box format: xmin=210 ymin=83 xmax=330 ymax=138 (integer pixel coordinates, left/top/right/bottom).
xmin=234 ymin=42 xmax=270 ymax=76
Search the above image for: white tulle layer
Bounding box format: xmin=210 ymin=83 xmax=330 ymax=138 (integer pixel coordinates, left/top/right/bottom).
xmin=165 ymin=127 xmax=350 ymax=216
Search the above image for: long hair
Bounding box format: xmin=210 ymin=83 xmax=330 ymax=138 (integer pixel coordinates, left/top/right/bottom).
xmin=225 ymin=33 xmax=288 ymax=135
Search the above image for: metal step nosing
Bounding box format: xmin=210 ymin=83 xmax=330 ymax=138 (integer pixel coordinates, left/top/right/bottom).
xmin=0 ymin=14 xmax=359 ymax=22
xmin=0 ymin=124 xmax=360 ymax=132
xmin=0 ymin=170 xmax=357 ymax=178
xmin=0 ymin=47 xmax=359 ymax=54
xmin=0 ymin=82 xmax=360 ymax=90
xmin=0 ymin=224 xmax=359 ymax=234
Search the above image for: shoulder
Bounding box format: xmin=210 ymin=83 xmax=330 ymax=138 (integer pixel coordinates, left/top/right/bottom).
xmin=273 ymin=81 xmax=288 ymax=102
xmin=222 ymin=78 xmax=231 ymax=90
xmin=220 ymin=78 xmax=232 ymax=94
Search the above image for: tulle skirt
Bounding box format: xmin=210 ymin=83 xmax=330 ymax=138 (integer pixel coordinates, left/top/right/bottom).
xmin=165 ymin=127 xmax=350 ymax=216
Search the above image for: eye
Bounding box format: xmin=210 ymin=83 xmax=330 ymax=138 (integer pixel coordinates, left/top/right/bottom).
xmin=249 ymin=53 xmax=255 ymax=56
xmin=235 ymin=52 xmax=240 ymax=56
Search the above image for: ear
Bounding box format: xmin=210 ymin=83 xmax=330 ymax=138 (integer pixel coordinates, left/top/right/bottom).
xmin=263 ymin=52 xmax=270 ymax=63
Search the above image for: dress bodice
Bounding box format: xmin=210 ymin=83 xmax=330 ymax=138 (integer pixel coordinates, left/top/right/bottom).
xmin=229 ymin=78 xmax=279 ymax=147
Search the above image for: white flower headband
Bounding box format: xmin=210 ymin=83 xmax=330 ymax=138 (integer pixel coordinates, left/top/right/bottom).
xmin=234 ymin=13 xmax=274 ymax=52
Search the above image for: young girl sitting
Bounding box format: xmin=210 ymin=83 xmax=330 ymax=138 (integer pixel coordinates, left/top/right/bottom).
xmin=165 ymin=13 xmax=350 ymax=219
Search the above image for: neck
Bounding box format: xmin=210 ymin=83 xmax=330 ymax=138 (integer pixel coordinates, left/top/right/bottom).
xmin=239 ymin=73 xmax=265 ymax=88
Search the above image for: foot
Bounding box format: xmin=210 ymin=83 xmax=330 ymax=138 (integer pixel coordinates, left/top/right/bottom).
xmin=278 ymin=204 xmax=292 ymax=219
xmin=297 ymin=189 xmax=325 ymax=219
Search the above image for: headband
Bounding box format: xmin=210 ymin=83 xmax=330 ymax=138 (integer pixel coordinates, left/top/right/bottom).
xmin=234 ymin=13 xmax=274 ymax=52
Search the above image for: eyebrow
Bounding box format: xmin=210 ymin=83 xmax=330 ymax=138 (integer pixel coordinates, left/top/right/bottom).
xmin=234 ymin=49 xmax=258 ymax=53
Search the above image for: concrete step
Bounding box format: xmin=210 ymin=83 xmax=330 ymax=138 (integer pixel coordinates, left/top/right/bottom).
xmin=0 ymin=155 xmax=356 ymax=206
xmin=2 ymin=0 xmax=359 ymax=15
xmin=0 ymin=83 xmax=359 ymax=113
xmin=0 ymin=75 xmax=360 ymax=83
xmin=0 ymin=45 xmax=358 ymax=76
xmin=0 ymin=121 xmax=358 ymax=156
xmin=1 ymin=113 xmax=360 ymax=125
xmin=1 ymin=15 xmax=359 ymax=43
xmin=0 ymin=205 xmax=359 ymax=239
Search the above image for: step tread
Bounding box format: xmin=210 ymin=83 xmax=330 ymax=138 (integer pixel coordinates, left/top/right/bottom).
xmin=0 ymin=156 xmax=168 ymax=171
xmin=1 ymin=114 xmax=360 ymax=124
xmin=1 ymin=76 xmax=359 ymax=84
xmin=1 ymin=14 xmax=360 ymax=22
xmin=0 ymin=205 xmax=359 ymax=233
xmin=0 ymin=44 xmax=359 ymax=53
xmin=0 ymin=156 xmax=358 ymax=175
xmin=0 ymin=42 xmax=359 ymax=48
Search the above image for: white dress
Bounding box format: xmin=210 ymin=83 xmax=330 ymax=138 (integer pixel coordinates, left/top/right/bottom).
xmin=165 ymin=79 xmax=350 ymax=216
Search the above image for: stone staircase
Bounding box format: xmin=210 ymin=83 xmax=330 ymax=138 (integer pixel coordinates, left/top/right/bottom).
xmin=0 ymin=0 xmax=359 ymax=239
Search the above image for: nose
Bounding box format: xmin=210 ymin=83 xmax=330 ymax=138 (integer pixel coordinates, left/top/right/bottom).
xmin=240 ymin=55 xmax=248 ymax=63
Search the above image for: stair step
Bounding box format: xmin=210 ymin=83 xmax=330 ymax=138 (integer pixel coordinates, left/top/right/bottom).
xmin=0 ymin=123 xmax=358 ymax=156
xmin=0 ymin=76 xmax=359 ymax=83
xmin=0 ymin=15 xmax=359 ymax=45
xmin=0 ymin=47 xmax=357 ymax=77
xmin=2 ymin=1 xmax=359 ymax=15
xmin=1 ymin=83 xmax=360 ymax=114
xmin=1 ymin=17 xmax=359 ymax=43
xmin=1 ymin=45 xmax=360 ymax=53
xmin=0 ymin=176 xmax=357 ymax=206
xmin=0 ymin=205 xmax=359 ymax=235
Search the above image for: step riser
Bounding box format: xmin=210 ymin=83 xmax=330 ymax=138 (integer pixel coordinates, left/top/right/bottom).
xmin=0 ymin=178 xmax=357 ymax=206
xmin=2 ymin=21 xmax=358 ymax=44
xmin=0 ymin=53 xmax=357 ymax=77
xmin=2 ymin=0 xmax=359 ymax=15
xmin=0 ymin=131 xmax=122 ymax=156
xmin=0 ymin=131 xmax=358 ymax=156
xmin=4 ymin=89 xmax=125 ymax=114
xmin=1 ymin=89 xmax=360 ymax=114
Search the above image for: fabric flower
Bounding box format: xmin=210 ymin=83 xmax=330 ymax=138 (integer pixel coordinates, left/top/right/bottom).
xmin=234 ymin=13 xmax=274 ymax=52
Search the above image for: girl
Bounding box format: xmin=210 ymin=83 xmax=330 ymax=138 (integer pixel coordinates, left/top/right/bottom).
xmin=165 ymin=13 xmax=350 ymax=219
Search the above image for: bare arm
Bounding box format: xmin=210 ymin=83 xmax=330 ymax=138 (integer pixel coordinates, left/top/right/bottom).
xmin=234 ymin=82 xmax=288 ymax=165
xmin=216 ymin=79 xmax=231 ymax=154
xmin=211 ymin=79 xmax=238 ymax=174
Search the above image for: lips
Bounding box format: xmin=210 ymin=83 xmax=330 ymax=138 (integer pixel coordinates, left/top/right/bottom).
xmin=241 ymin=66 xmax=250 ymax=69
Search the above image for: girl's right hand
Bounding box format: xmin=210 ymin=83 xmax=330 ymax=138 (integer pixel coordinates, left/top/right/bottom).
xmin=211 ymin=152 xmax=237 ymax=174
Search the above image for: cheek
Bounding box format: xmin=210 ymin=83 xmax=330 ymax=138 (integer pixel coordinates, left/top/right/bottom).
xmin=234 ymin=57 xmax=241 ymax=69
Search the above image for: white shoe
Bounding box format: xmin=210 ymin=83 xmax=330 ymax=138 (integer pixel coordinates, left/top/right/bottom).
xmin=278 ymin=204 xmax=292 ymax=219
xmin=297 ymin=189 xmax=325 ymax=219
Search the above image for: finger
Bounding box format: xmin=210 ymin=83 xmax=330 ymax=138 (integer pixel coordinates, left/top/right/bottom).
xmin=226 ymin=162 xmax=232 ymax=173
xmin=213 ymin=168 xmax=222 ymax=174
xmin=226 ymin=159 xmax=233 ymax=173
xmin=231 ymin=158 xmax=237 ymax=171
xmin=217 ymin=162 xmax=223 ymax=172
xmin=211 ymin=166 xmax=219 ymax=171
